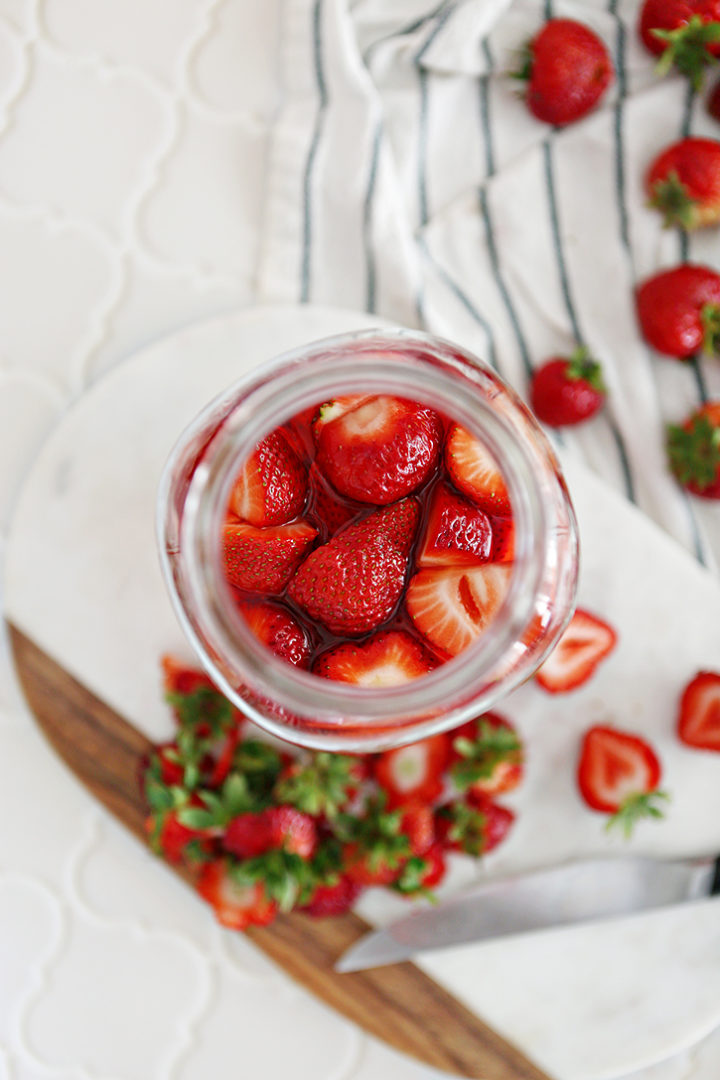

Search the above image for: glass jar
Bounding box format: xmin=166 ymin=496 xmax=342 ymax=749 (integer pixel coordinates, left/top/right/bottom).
xmin=158 ymin=329 xmax=578 ymax=751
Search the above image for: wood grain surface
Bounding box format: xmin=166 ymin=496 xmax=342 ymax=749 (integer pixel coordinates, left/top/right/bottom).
xmin=8 ymin=622 xmax=555 ymax=1080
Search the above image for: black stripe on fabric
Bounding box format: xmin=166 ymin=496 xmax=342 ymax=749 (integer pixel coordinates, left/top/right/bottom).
xmin=477 ymin=37 xmax=533 ymax=379
xmin=300 ymin=0 xmax=328 ymax=304
xmin=418 ymin=236 xmax=498 ymax=369
xmin=418 ymin=67 xmax=430 ymax=228
xmin=678 ymin=85 xmax=710 ymax=404
xmin=363 ymin=117 xmax=383 ymax=314
xmin=608 ymin=0 xmax=630 ymax=252
xmin=542 ymin=138 xmax=636 ymax=502
xmin=363 ymin=0 xmax=449 ymax=66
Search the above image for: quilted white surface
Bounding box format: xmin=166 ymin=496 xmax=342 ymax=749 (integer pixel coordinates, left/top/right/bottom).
xmin=0 ymin=2 xmax=719 ymax=1080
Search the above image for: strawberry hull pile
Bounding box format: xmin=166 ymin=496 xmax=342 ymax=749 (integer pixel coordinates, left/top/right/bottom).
xmin=145 ymin=658 xmax=523 ymax=930
xmin=221 ymin=395 xmax=516 ymax=684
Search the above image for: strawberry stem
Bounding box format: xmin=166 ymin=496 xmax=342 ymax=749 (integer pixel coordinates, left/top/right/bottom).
xmin=648 ymin=170 xmax=696 ymax=230
xmin=701 ymin=303 xmax=720 ymax=356
xmin=509 ymin=43 xmax=534 ymax=82
xmin=652 ymin=16 xmax=720 ymax=92
xmin=667 ymin=413 xmax=720 ymax=490
xmin=566 ymin=346 xmax=606 ymax=393
xmin=605 ymin=790 xmax=670 ymax=840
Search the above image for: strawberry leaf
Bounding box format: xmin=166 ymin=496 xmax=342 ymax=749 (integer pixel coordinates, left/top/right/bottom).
xmin=652 ymin=16 xmax=720 ymax=91
xmin=566 ymin=347 xmax=606 ymax=393
xmin=648 ymin=170 xmax=696 ymax=230
xmin=667 ymin=414 xmax=720 ymax=490
xmin=701 ymin=303 xmax=720 ymax=356
xmin=438 ymin=801 xmax=488 ymax=856
xmin=451 ymin=720 xmax=522 ymax=792
xmin=605 ymin=790 xmax=671 ymax=840
xmin=274 ymin=752 xmax=362 ymax=818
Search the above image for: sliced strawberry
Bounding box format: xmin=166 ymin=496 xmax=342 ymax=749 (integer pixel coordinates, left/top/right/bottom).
xmin=399 ymin=802 xmax=435 ymax=856
xmin=406 ymin=565 xmax=512 ymax=658
xmin=287 ymin=500 xmax=419 ymax=635
xmin=222 ymin=517 xmax=317 ymax=593
xmin=677 ymin=670 xmax=720 ymax=750
xmin=535 ymin=608 xmax=617 ymax=693
xmin=417 ymin=483 xmax=493 ymax=567
xmin=307 ymin=463 xmax=357 ymax=537
xmin=449 ymin=712 xmax=524 ymax=797
xmin=315 ymin=395 xmax=443 ymax=505
xmin=236 ymin=599 xmax=311 ymax=668
xmin=229 ymin=430 xmax=307 ymax=526
xmin=436 ymin=796 xmax=514 ymax=856
xmin=577 ymin=726 xmax=668 ymax=836
xmin=491 ymin=515 xmax=515 ymax=563
xmin=225 ymin=806 xmax=317 ymax=859
xmin=445 ymin=423 xmax=510 ymax=515
xmin=207 ymin=726 xmax=241 ymax=788
xmin=302 ymin=875 xmax=363 ymax=917
xmin=373 ymin=733 xmax=450 ymax=809
xmin=313 ymin=630 xmax=437 ymax=687
xmin=196 ymin=860 xmax=278 ymax=930
xmin=312 ymin=395 xmax=371 ymax=439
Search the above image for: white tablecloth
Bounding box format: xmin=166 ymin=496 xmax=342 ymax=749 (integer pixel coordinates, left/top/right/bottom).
xmin=1 ymin=1 xmax=719 ymax=1078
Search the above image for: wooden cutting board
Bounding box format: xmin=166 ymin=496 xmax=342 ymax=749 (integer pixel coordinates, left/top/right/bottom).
xmin=8 ymin=622 xmax=553 ymax=1080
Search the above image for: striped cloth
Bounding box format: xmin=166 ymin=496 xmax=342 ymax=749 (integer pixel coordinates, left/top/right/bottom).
xmin=257 ymin=0 xmax=720 ymax=571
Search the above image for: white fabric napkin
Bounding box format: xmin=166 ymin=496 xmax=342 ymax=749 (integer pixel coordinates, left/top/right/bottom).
xmin=257 ymin=0 xmax=720 ymax=571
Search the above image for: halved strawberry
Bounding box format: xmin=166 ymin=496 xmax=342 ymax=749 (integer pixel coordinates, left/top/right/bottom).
xmin=154 ymin=810 xmax=206 ymax=864
xmin=535 ymin=608 xmax=617 ymax=693
xmin=307 ymin=463 xmax=357 ymax=537
xmin=312 ymin=630 xmax=437 ymax=687
xmin=236 ymin=599 xmax=311 ymax=668
xmin=577 ymin=726 xmax=668 ymax=837
xmin=373 ymin=733 xmax=450 ymax=808
xmin=222 ymin=517 xmax=317 ymax=593
xmin=491 ymin=515 xmax=515 ymax=563
xmin=302 ymin=874 xmax=363 ymax=917
xmin=196 ymin=860 xmax=278 ymax=930
xmin=311 ymin=395 xmax=371 ymax=439
xmin=225 ymin=806 xmax=317 ymax=859
xmin=677 ymin=670 xmax=720 ymax=750
xmin=436 ymin=796 xmax=515 ymax=856
xmin=229 ymin=430 xmax=307 ymax=526
xmin=418 ymin=843 xmax=447 ymax=887
xmin=405 ymin=565 xmax=512 ymax=658
xmin=417 ymin=483 xmax=493 ymax=567
xmin=343 ymin=843 xmax=403 ymax=886
xmin=449 ymin=712 xmax=524 ymax=797
xmin=315 ymin=395 xmax=443 ymax=505
xmin=445 ymin=423 xmax=510 ymax=515
xmin=287 ymin=500 xmax=419 ymax=635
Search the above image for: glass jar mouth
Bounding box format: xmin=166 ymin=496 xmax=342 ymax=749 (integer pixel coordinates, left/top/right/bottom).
xmin=158 ymin=327 xmax=567 ymax=741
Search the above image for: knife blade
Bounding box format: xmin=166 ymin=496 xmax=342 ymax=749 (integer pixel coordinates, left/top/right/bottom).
xmin=336 ymin=856 xmax=718 ymax=973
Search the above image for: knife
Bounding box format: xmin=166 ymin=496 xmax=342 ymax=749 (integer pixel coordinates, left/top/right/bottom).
xmin=336 ymin=855 xmax=720 ymax=973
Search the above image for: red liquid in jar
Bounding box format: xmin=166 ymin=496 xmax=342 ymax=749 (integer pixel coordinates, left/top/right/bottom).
xmin=221 ymin=395 xmax=515 ymax=684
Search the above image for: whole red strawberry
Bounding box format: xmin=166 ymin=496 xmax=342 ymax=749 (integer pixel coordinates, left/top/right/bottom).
xmin=516 ymin=18 xmax=614 ymax=126
xmin=302 ymin=875 xmax=363 ymax=917
xmin=287 ymin=499 xmax=419 ymax=635
xmin=667 ymin=401 xmax=720 ymax=498
xmin=647 ymin=137 xmax=720 ymax=229
xmin=229 ymin=431 xmax=307 ymax=526
xmin=236 ymin=599 xmax=311 ymax=668
xmin=530 ymin=347 xmax=606 ymax=427
xmin=314 ymin=395 xmax=443 ymax=505
xmin=639 ymin=0 xmax=720 ymax=89
xmin=636 ymin=264 xmax=720 ymax=357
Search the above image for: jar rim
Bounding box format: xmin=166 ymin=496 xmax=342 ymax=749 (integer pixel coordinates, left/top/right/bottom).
xmin=158 ymin=328 xmax=576 ymax=748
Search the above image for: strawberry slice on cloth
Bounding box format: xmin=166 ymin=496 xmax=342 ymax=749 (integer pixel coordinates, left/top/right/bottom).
xmin=678 ymin=671 xmax=720 ymax=750
xmin=577 ymin=726 xmax=669 ymax=837
xmin=314 ymin=395 xmax=443 ymax=505
xmin=535 ymin=609 xmax=617 ymax=692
